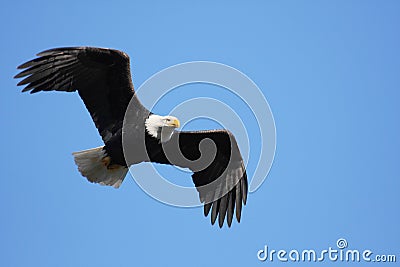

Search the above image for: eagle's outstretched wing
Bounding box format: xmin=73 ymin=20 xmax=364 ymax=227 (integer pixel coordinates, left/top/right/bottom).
xmin=15 ymin=47 xmax=145 ymax=142
xmin=149 ymin=130 xmax=248 ymax=228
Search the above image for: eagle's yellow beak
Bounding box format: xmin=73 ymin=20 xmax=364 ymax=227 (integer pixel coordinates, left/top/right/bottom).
xmin=170 ymin=118 xmax=180 ymax=128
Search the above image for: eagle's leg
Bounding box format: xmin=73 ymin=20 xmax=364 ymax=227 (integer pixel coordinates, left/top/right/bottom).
xmin=101 ymin=156 xmax=121 ymax=170
xmin=101 ymin=156 xmax=111 ymax=167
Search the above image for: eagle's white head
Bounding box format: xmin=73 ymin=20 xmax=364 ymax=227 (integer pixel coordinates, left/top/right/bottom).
xmin=145 ymin=114 xmax=181 ymax=143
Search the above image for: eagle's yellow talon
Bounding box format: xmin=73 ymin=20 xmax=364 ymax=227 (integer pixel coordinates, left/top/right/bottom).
xmin=101 ymin=156 xmax=111 ymax=167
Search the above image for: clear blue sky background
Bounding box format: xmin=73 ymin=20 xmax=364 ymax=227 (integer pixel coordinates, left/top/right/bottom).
xmin=1 ymin=1 xmax=399 ymax=266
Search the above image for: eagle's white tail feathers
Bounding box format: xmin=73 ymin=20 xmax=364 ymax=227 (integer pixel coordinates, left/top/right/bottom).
xmin=72 ymin=146 xmax=128 ymax=189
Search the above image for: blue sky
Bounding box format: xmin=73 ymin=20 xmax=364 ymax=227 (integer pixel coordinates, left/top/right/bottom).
xmin=1 ymin=1 xmax=399 ymax=266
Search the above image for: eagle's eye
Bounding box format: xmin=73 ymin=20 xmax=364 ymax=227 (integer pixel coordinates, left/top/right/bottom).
xmin=166 ymin=118 xmax=171 ymax=122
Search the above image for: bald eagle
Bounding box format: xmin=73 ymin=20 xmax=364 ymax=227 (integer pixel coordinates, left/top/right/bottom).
xmin=15 ymin=47 xmax=248 ymax=228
